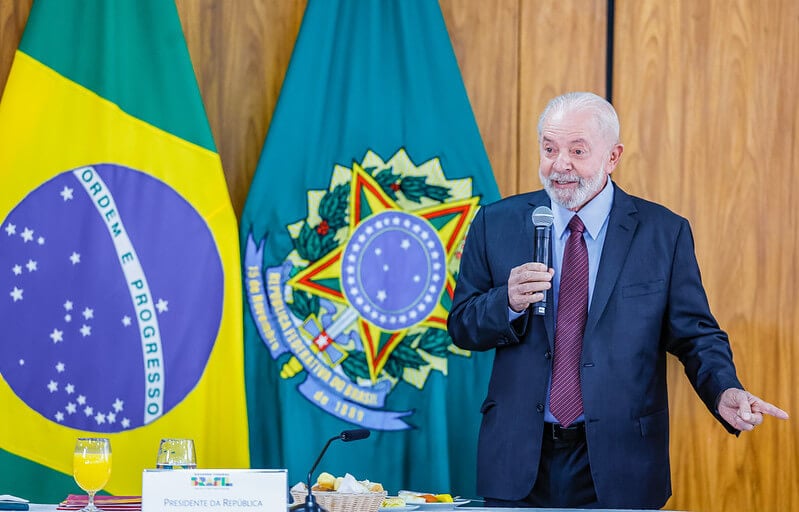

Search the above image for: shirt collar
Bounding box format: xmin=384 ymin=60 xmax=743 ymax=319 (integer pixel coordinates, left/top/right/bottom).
xmin=552 ymin=178 xmax=614 ymax=240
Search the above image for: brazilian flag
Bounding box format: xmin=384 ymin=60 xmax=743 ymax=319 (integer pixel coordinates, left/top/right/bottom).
xmin=241 ymin=0 xmax=501 ymax=497
xmin=0 ymin=0 xmax=248 ymax=502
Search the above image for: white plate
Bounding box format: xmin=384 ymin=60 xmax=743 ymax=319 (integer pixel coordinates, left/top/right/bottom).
xmin=378 ymin=506 xmax=420 ymax=512
xmin=411 ymin=500 xmax=470 ymax=510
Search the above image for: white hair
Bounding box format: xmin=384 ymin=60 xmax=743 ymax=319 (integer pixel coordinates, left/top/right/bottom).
xmin=537 ymin=92 xmax=620 ymax=144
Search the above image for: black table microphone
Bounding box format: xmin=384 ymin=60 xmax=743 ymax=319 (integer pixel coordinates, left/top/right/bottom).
xmin=531 ymin=206 xmax=554 ymax=316
xmin=304 ymin=429 xmax=371 ymax=512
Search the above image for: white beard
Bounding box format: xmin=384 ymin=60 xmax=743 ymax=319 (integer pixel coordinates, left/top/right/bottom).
xmin=539 ymin=165 xmax=607 ymax=211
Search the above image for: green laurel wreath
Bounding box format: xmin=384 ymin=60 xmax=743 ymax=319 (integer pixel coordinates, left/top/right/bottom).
xmin=287 ymin=289 xmax=319 ymax=321
xmin=340 ymin=328 xmax=452 ymax=382
xmin=292 ymin=183 xmax=348 ymax=262
xmin=292 ymin=169 xmax=451 ymax=263
xmin=372 ymin=167 xmax=452 ymax=203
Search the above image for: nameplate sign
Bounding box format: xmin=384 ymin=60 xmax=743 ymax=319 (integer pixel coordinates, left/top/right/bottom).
xmin=142 ymin=469 xmax=287 ymax=512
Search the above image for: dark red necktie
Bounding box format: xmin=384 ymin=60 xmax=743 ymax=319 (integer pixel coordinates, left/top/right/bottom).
xmin=550 ymin=215 xmax=589 ymax=427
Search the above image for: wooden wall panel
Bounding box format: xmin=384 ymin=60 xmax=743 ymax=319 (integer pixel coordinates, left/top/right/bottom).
xmin=0 ymin=0 xmax=32 ymax=98
xmin=440 ymin=0 xmax=519 ymax=198
xmin=518 ymin=0 xmax=607 ymax=193
xmin=1 ymin=1 xmax=797 ymax=511
xmin=615 ymin=1 xmax=799 ymax=511
xmin=175 ymin=0 xmax=306 ymax=217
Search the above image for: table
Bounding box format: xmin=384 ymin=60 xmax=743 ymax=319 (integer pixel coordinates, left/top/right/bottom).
xmin=28 ymin=506 xmax=684 ymax=512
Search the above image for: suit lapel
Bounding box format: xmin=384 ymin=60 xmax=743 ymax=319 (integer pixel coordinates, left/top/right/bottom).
xmin=585 ymin=185 xmax=638 ymax=337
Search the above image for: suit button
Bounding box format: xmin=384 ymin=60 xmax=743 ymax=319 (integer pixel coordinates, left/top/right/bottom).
xmin=536 ymin=403 xmax=544 ymax=413
xmin=544 ymin=351 xmax=551 ymax=359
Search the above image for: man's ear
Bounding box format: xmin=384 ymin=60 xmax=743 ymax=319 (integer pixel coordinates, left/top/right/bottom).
xmin=606 ymin=143 xmax=624 ymax=174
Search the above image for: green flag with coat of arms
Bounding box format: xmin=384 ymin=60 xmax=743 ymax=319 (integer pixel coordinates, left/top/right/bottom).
xmin=241 ymin=0 xmax=500 ymax=497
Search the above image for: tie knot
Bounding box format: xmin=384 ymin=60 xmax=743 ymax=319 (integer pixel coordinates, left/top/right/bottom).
xmin=568 ymin=215 xmax=585 ymax=235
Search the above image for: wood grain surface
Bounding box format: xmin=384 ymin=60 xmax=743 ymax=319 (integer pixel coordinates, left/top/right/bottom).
xmin=1 ymin=1 xmax=796 ymax=510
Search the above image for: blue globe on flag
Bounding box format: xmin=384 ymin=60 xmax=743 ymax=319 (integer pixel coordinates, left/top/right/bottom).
xmin=0 ymin=163 xmax=223 ymax=432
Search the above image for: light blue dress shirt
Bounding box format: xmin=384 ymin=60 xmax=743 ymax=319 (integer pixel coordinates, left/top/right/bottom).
xmin=509 ymin=178 xmax=615 ymax=424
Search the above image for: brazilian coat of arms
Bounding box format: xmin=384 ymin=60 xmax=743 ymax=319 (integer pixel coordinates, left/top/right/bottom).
xmin=244 ymin=149 xmax=480 ymax=430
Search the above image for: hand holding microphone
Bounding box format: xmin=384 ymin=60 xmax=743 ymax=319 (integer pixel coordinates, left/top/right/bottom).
xmin=507 ymin=206 xmax=554 ymax=314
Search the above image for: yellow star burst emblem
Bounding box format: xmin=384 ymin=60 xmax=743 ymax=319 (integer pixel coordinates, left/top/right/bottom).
xmin=286 ymin=150 xmax=478 ymax=383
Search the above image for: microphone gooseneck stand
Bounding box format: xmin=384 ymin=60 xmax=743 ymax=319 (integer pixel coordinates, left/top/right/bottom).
xmin=304 ymin=429 xmax=371 ymax=512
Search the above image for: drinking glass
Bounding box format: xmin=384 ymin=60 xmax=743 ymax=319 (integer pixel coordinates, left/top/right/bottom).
xmin=156 ymin=438 xmax=197 ymax=469
xmin=73 ymin=438 xmax=112 ymax=512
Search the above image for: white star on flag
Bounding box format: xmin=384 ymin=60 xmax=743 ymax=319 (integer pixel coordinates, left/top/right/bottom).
xmin=80 ymin=325 xmax=92 ymax=337
xmin=82 ymin=307 xmax=94 ymax=319
xmin=60 ymin=186 xmax=74 ymax=201
xmin=64 ymin=300 xmax=73 ymax=311
xmin=26 ymin=259 xmax=37 ymax=272
xmin=56 ymin=362 xmax=65 ymax=373
xmin=69 ymin=252 xmax=81 ymax=264
xmin=65 ymin=383 xmax=75 ymax=394
xmin=83 ymin=406 xmax=93 ymax=417
xmin=156 ymin=298 xmax=169 ymax=313
xmin=21 ymin=227 xmax=34 ymax=242
xmin=77 ymin=395 xmax=86 ymax=405
xmin=47 ymin=380 xmax=58 ymax=392
xmin=112 ymin=398 xmax=124 ymax=412
xmin=12 ymin=264 xmax=22 ymax=275
xmin=49 ymin=328 xmax=63 ymax=343
xmin=10 ymin=287 xmax=23 ymax=302
xmin=4 ymin=223 xmax=16 ymax=236
xmin=55 ymin=412 xmax=64 ymax=422
xmin=66 ymin=403 xmax=77 ymax=414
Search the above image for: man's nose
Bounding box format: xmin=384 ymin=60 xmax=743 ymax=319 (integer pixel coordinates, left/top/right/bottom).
xmin=554 ymin=152 xmax=572 ymax=171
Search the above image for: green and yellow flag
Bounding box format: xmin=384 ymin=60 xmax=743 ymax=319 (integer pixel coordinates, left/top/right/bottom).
xmin=0 ymin=0 xmax=248 ymax=501
xmin=241 ymin=0 xmax=500 ymax=497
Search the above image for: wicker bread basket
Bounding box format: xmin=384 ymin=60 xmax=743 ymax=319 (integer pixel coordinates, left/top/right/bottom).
xmin=290 ymin=490 xmax=387 ymax=512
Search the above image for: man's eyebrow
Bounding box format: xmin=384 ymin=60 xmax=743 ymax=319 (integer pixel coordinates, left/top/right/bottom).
xmin=540 ymin=135 xmax=590 ymax=146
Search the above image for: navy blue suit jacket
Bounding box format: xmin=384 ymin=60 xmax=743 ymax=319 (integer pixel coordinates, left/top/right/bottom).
xmin=447 ymin=184 xmax=742 ymax=509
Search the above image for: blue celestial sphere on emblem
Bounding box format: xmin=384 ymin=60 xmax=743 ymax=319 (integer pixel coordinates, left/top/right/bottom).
xmin=0 ymin=164 xmax=223 ymax=432
xmin=341 ymin=211 xmax=446 ymax=330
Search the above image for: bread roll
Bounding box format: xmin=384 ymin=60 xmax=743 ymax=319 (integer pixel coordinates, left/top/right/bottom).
xmin=315 ymin=472 xmax=337 ymax=491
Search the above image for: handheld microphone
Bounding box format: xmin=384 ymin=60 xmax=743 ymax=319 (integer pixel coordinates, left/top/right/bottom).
xmin=531 ymin=206 xmax=554 ymax=316
xmin=304 ymin=429 xmax=371 ymax=512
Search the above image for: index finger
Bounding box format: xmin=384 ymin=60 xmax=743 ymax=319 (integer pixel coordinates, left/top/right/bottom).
xmin=519 ymin=261 xmax=549 ymax=273
xmin=751 ymin=398 xmax=790 ymax=420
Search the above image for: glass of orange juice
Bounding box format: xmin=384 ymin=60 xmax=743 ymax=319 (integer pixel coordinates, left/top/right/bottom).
xmin=73 ymin=438 xmax=112 ymax=512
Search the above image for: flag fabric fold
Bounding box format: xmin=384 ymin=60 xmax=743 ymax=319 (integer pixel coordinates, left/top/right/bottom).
xmin=0 ymin=0 xmax=248 ymax=502
xmin=241 ymin=0 xmax=500 ymax=497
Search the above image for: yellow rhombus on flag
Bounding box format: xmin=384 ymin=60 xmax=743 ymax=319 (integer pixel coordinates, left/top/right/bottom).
xmin=0 ymin=0 xmax=249 ymax=502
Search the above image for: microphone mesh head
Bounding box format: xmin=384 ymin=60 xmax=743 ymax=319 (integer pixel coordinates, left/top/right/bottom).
xmin=341 ymin=428 xmax=370 ymax=441
xmin=532 ymin=206 xmax=554 ymax=227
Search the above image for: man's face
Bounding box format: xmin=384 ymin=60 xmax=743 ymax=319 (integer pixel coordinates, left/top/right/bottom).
xmin=538 ymin=109 xmax=623 ymax=211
